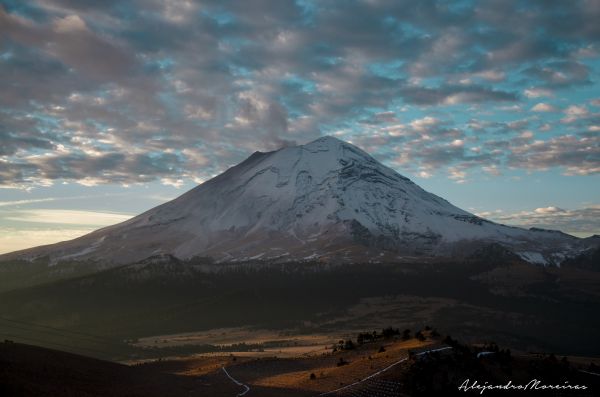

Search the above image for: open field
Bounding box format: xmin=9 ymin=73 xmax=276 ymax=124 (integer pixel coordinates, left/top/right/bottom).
xmin=4 ymin=330 xmax=600 ymax=397
xmin=2 ymin=260 xmax=600 ymax=361
xmin=135 ymin=326 xmax=336 ymax=351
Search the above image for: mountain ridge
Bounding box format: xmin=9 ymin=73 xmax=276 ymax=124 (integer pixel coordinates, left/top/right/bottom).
xmin=0 ymin=136 xmax=594 ymax=266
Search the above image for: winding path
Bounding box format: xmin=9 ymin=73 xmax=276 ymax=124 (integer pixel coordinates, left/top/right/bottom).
xmin=219 ymin=345 xmax=453 ymax=397
xmin=579 ymin=369 xmax=600 ymax=377
xmin=222 ymin=366 xmax=251 ymax=396
xmin=318 ymin=346 xmax=453 ymax=396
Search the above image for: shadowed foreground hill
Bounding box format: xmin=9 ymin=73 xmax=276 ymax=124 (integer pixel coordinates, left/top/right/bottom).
xmin=2 ymin=335 xmax=599 ymax=397
xmin=0 ymin=341 xmax=239 ymax=397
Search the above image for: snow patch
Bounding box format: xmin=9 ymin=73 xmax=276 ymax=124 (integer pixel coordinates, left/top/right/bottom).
xmin=518 ymin=251 xmax=548 ymax=265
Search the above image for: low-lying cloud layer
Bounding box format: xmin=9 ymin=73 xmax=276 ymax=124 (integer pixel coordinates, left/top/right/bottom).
xmin=5 ymin=209 xmax=133 ymax=226
xmin=477 ymin=205 xmax=600 ymax=237
xmin=0 ymin=227 xmax=95 ymax=254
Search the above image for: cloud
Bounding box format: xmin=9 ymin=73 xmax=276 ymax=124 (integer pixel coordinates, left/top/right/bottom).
xmin=0 ymin=194 xmax=122 ymax=207
xmin=0 ymin=8 xmax=140 ymax=82
xmin=399 ymin=85 xmax=518 ymax=105
xmin=534 ymin=206 xmax=565 ymax=214
xmin=360 ymin=111 xmax=399 ymax=125
xmin=3 ymin=150 xmax=191 ymax=187
xmin=0 ymin=0 xmax=598 ymax=188
xmin=524 ymin=61 xmax=591 ymax=89
xmin=0 ymin=227 xmax=94 ymax=254
xmin=0 ymin=197 xmax=58 ymax=207
xmin=507 ymin=133 xmax=600 ymax=175
xmin=53 ymin=14 xmax=86 ymax=32
xmin=523 ymin=88 xmax=553 ymax=98
xmin=531 ymin=103 xmax=557 ymax=112
xmin=448 ymin=166 xmax=468 ymax=184
xmin=561 ymin=105 xmax=589 ymax=123
xmin=480 ymin=205 xmax=600 ymax=237
xmin=4 ymin=209 xmax=133 ymax=226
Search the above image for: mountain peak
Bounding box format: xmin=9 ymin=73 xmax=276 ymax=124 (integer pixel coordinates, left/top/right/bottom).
xmin=1 ymin=135 xmax=592 ymax=266
xmin=267 ymin=135 xmax=376 ymax=176
xmin=303 ymin=135 xmax=346 ymax=146
xmin=300 ymin=135 xmax=361 ymax=154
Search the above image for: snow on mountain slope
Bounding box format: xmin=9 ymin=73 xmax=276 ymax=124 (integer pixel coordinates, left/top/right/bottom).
xmin=0 ymin=136 xmax=591 ymax=265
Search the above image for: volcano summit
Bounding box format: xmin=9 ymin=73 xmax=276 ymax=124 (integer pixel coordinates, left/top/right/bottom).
xmin=2 ymin=136 xmax=595 ymax=266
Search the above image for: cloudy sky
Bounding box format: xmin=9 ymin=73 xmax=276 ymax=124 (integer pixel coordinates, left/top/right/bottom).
xmin=1 ymin=0 xmax=599 ymax=253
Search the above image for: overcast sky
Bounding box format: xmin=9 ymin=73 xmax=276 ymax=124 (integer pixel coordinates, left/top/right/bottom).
xmin=1 ymin=0 xmax=599 ymax=253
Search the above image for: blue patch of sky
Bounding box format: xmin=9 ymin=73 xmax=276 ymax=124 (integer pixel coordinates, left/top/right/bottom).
xmin=397 ymin=21 xmax=430 ymax=39
xmin=228 ymin=63 xmax=252 ymax=77
xmin=294 ymin=6 xmax=316 ymax=27
xmin=0 ymin=0 xmax=47 ymax=22
xmin=295 ymin=0 xmax=317 ymax=21
xmin=157 ymin=92 xmax=181 ymax=117
xmin=143 ymin=57 xmax=175 ymax=74
xmin=0 ymin=51 xmax=13 ymax=61
xmin=417 ymin=77 xmax=446 ymax=89
xmin=148 ymin=150 xmax=182 ymax=167
xmin=25 ymin=111 xmax=61 ymax=133
xmin=381 ymin=15 xmax=396 ymax=29
xmin=201 ymin=9 xmax=235 ymax=26
xmin=219 ymin=37 xmax=254 ymax=53
xmin=315 ymin=55 xmax=342 ymax=68
xmin=278 ymin=76 xmax=316 ymax=117
xmin=85 ymin=120 xmax=113 ymax=135
xmin=417 ymin=171 xmax=600 ymax=214
xmin=83 ymin=89 xmax=113 ymax=103
xmin=392 ymin=105 xmax=429 ymax=123
xmin=0 ymin=183 xmax=185 ymax=214
xmin=446 ymin=0 xmax=475 ymax=14
xmin=281 ymin=75 xmax=316 ymax=93
xmin=156 ymin=58 xmax=176 ymax=70
xmin=380 ymin=17 xmax=411 ymax=43
xmin=367 ymin=60 xmax=405 ymax=80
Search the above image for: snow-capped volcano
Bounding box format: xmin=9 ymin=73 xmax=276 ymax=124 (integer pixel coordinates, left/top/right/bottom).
xmin=1 ymin=136 xmax=593 ymax=265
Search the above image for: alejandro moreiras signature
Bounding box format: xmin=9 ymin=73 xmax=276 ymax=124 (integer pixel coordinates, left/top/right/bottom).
xmin=459 ymin=379 xmax=588 ymax=394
